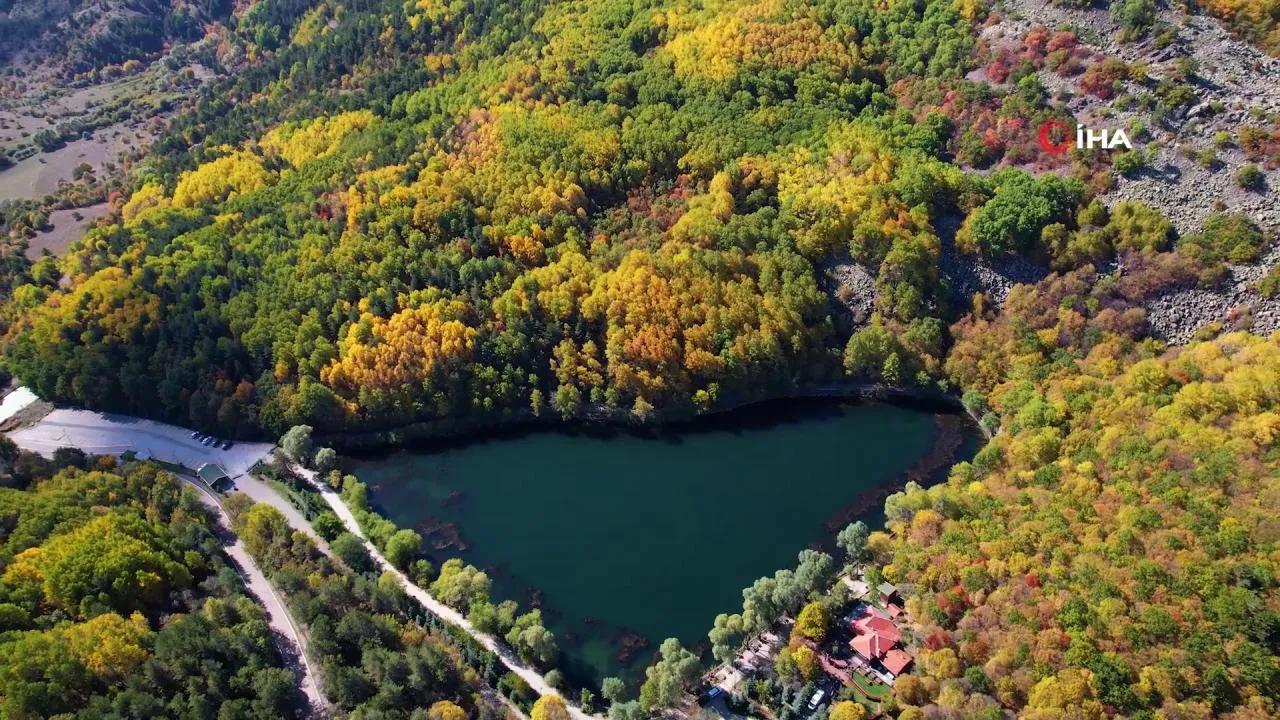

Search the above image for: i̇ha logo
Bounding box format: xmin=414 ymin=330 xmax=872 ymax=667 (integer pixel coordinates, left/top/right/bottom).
xmin=1037 ymin=119 xmax=1132 ymax=154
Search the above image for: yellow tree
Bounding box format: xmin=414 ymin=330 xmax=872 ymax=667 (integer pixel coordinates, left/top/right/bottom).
xmin=792 ymin=645 xmax=821 ymax=682
xmin=531 ymin=695 xmax=570 ymax=720
xmin=427 ymin=700 xmax=467 ymax=720
xmin=793 ymin=602 xmax=830 ymax=643
xmin=829 ymin=700 xmax=867 ymax=720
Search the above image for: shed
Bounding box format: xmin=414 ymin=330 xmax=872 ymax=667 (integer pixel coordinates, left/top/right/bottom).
xmin=877 ymin=581 xmax=899 ymax=602
xmin=197 ymin=462 xmax=231 ymax=490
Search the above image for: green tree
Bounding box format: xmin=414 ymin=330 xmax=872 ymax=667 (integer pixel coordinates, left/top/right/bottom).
xmin=331 ymin=532 xmax=373 ymax=573
xmin=638 ymin=638 xmax=700 ymax=712
xmin=505 ymin=610 xmax=558 ymax=666
xmin=280 ymin=425 xmax=314 ymax=464
xmin=313 ymin=447 xmax=338 ymax=473
xmin=384 ymin=529 xmax=423 ymax=569
xmin=601 ymin=676 xmax=627 ymax=706
xmin=430 ymin=559 xmax=491 ymax=612
xmin=313 ymin=511 xmax=344 ymax=541
xmin=836 ymin=521 xmax=869 ymax=562
xmin=709 ymin=612 xmax=746 ymax=663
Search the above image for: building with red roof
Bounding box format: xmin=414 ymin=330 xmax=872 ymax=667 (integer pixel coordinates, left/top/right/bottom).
xmin=847 ymin=605 xmax=913 ymax=680
xmin=851 ymin=610 xmax=901 ymax=646
xmin=851 ymin=632 xmax=892 ymax=660
xmin=883 ymin=649 xmax=914 ymax=676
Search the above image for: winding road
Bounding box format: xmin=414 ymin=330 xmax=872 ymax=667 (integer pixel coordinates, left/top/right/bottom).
xmin=4 ymin=404 xmax=590 ymax=720
xmin=171 ymin=476 xmax=330 ymax=717
xmin=287 ymin=463 xmax=595 ymax=720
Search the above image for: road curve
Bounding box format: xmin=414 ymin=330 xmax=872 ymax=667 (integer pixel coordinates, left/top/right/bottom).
xmin=180 ymin=477 xmax=331 ymax=718
xmin=288 ymin=463 xmax=599 ymax=720
xmin=2 ymin=404 xmax=575 ymax=719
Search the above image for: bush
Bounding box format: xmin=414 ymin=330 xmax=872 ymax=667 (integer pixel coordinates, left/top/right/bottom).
xmin=1179 ymin=213 xmax=1267 ymax=267
xmin=1112 ymin=0 xmax=1157 ymax=39
xmin=331 ymin=532 xmax=374 ymax=573
xmin=1113 ymin=150 xmax=1145 ymax=177
xmin=1255 ymin=268 xmax=1280 ymax=297
xmin=313 ymin=446 xmax=338 ymax=473
xmin=1236 ymin=164 xmax=1264 ymax=191
xmin=314 ymin=511 xmax=344 ymax=541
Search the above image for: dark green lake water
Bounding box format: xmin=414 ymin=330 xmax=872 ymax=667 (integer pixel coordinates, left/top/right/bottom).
xmin=348 ymin=401 xmax=951 ymax=685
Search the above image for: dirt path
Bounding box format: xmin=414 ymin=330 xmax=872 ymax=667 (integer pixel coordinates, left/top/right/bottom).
xmin=178 ymin=477 xmax=331 ymax=718
xmin=287 ymin=463 xmax=596 ymax=720
xmin=237 ymin=466 xmax=528 ymax=719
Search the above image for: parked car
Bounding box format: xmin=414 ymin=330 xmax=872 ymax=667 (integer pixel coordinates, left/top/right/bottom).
xmin=190 ymin=431 xmax=202 ymax=440
xmin=201 ymin=436 xmax=216 ymax=447
xmin=222 ymin=440 xmax=235 ymax=450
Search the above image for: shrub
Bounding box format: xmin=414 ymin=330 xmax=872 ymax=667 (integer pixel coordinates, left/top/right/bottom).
xmin=1254 ymin=268 xmax=1280 ymax=297
xmin=1179 ymin=213 xmax=1267 ymax=268
xmin=1079 ymin=59 xmax=1128 ymax=99
xmin=331 ymin=532 xmax=374 ymax=573
xmin=1113 ymin=150 xmax=1145 ymax=177
xmin=1112 ymin=0 xmax=1157 ymax=39
xmin=314 ymin=511 xmax=344 ymax=541
xmin=1236 ymin=164 xmax=1264 ymax=191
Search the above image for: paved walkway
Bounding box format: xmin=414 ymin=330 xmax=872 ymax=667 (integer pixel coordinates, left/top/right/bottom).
xmin=178 ymin=477 xmax=330 ymax=717
xmin=289 ymin=463 xmax=597 ymax=720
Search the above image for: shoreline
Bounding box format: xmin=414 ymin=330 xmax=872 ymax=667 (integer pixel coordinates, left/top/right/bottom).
xmin=323 ymin=382 xmax=990 ymax=455
xmin=347 ymin=397 xmax=982 ymax=690
xmin=821 ymin=413 xmax=971 ymax=535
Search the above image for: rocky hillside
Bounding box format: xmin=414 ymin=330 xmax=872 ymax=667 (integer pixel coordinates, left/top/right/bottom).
xmin=0 ymin=0 xmax=232 ymax=75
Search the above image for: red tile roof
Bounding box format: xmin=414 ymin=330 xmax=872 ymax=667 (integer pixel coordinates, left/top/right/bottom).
xmin=851 ymin=632 xmax=891 ymax=660
xmin=886 ymin=603 xmax=903 ymax=618
xmin=883 ymin=649 xmax=914 ymax=676
xmin=852 ymin=614 xmax=902 ymax=646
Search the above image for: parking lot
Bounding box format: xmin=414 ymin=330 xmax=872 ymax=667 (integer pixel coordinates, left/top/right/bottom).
xmin=8 ymin=408 xmax=274 ymax=477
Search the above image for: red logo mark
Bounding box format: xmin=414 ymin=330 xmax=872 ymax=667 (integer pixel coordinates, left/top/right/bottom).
xmin=1037 ymin=119 xmax=1073 ymax=155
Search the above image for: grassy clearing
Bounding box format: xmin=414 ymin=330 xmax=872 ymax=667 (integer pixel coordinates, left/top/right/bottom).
xmin=848 ymin=672 xmax=891 ymax=700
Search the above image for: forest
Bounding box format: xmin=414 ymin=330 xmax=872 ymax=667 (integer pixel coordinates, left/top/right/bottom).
xmin=864 ymin=286 xmax=1280 ymax=719
xmin=0 ymin=0 xmax=1277 ymax=718
xmin=0 ymin=447 xmax=509 ymax=720
xmin=0 ymin=452 xmax=306 ymax=718
xmin=0 ymin=0 xmax=1219 ymax=439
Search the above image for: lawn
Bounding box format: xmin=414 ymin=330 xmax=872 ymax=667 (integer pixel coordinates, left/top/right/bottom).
xmin=848 ymin=672 xmax=891 ymax=700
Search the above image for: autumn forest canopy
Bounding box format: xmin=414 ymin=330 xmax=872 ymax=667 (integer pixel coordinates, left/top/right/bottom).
xmin=0 ymin=0 xmax=1278 ymax=718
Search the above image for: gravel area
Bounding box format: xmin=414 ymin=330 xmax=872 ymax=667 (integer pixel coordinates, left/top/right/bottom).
xmin=7 ymin=407 xmax=273 ymax=476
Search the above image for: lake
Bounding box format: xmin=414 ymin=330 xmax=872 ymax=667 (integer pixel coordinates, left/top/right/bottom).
xmin=347 ymin=400 xmax=969 ymax=686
